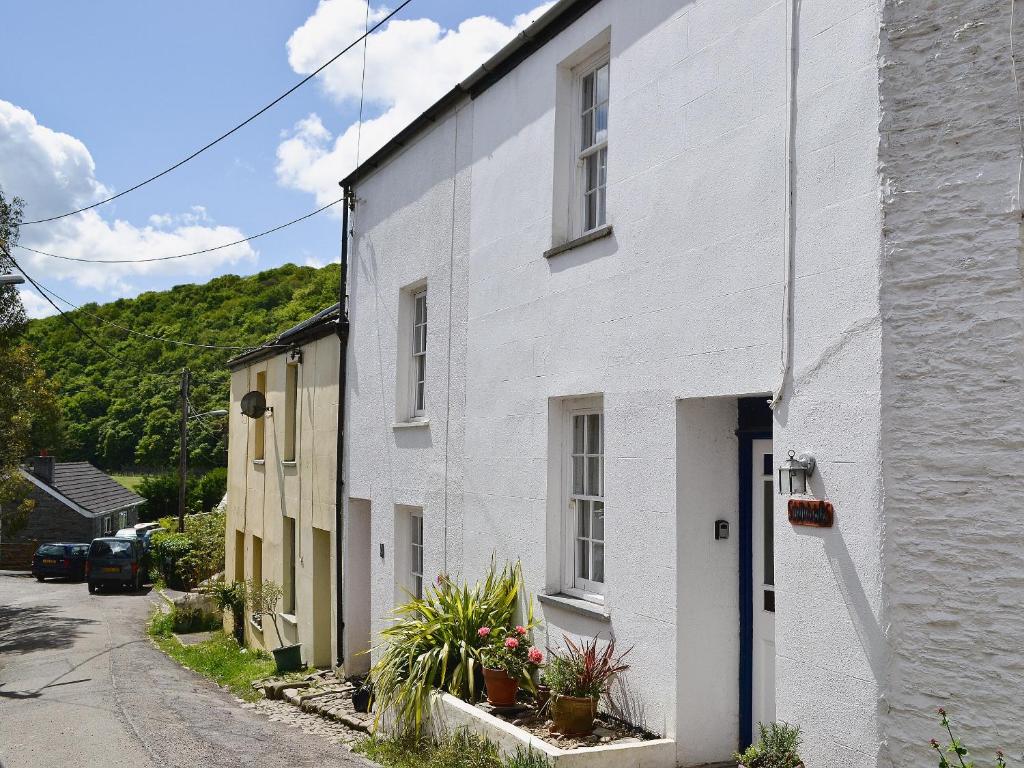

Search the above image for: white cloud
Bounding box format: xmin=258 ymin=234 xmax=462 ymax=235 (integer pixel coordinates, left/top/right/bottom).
xmin=277 ymin=0 xmax=554 ymax=205
xmin=304 ymin=253 xmax=341 ymax=269
xmin=0 ymin=99 xmax=257 ymax=297
xmin=18 ymin=289 xmax=58 ymax=320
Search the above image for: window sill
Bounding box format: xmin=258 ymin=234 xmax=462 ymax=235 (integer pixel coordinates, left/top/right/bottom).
xmin=278 ymin=612 xmax=298 ymax=626
xmin=538 ymin=592 xmax=610 ymax=622
xmin=252 ymin=459 xmax=266 ymax=466
xmin=543 ymin=224 xmax=613 ymax=259
xmin=392 ymin=419 xmax=430 ymax=430
xmin=280 ymin=460 xmax=297 ymax=468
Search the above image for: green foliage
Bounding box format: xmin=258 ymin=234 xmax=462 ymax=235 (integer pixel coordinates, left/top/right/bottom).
xmin=25 ymin=262 xmax=341 ymax=471
xmin=355 ymin=730 xmax=550 ymax=768
xmin=479 ymin=626 xmax=542 ymax=679
xmin=370 ymin=564 xmax=535 ymax=735
xmin=138 ymin=468 xmax=224 ymax=522
xmin=204 ymin=578 xmax=246 ymax=614
xmin=544 ymin=635 xmax=631 ymax=701
xmin=930 ymin=707 xmax=1008 ymax=768
xmin=734 ymin=722 xmax=803 ymax=768
xmin=194 ymin=467 xmax=227 ymax=511
xmin=150 ymin=511 xmax=225 ymax=590
xmin=147 ymin=614 xmax=274 ymax=702
xmin=0 ymin=189 xmax=61 ymax=538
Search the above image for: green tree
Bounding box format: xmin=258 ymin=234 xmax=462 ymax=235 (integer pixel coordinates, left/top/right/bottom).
xmin=0 ymin=190 xmax=61 ymax=540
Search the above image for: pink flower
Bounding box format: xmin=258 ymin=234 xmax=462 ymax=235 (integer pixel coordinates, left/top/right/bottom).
xmin=515 ymin=625 xmax=527 ymax=636
xmin=528 ymin=647 xmax=543 ymax=664
xmin=477 ymin=627 xmax=491 ymax=638
xmin=504 ymin=637 xmax=519 ymax=650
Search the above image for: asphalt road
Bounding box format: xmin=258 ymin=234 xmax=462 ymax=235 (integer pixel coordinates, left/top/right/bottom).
xmin=0 ymin=571 xmax=371 ymax=768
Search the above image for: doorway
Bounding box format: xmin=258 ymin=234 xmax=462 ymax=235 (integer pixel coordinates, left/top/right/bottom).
xmin=737 ymin=396 xmax=773 ymax=750
xmin=750 ymin=439 xmax=776 ymax=740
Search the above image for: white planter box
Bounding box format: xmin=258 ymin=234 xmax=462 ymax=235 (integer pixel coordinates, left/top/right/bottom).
xmin=426 ymin=692 xmax=676 ymax=768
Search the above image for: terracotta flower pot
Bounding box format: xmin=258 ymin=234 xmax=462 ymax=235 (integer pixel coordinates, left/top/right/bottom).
xmin=482 ymin=666 xmax=519 ymax=707
xmin=550 ymin=694 xmax=598 ymax=736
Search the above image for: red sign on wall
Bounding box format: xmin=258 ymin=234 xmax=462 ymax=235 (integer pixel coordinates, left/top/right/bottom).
xmin=787 ymin=498 xmax=834 ymax=527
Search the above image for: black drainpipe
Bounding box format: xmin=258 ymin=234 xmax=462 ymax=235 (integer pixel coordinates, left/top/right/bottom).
xmin=335 ymin=184 xmax=351 ymax=669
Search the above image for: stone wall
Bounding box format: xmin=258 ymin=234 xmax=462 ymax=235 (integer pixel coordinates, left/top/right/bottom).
xmin=0 ymin=488 xmax=94 ymax=569
xmin=879 ymin=0 xmax=1024 ymax=762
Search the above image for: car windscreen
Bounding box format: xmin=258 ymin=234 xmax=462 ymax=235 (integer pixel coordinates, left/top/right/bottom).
xmin=90 ymin=540 xmax=135 ymax=558
xmin=71 ymin=545 xmax=90 ymax=556
xmin=37 ymin=545 xmax=66 ymax=557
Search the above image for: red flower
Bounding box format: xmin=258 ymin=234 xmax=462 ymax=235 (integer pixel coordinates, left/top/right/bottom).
xmin=478 ymin=627 xmax=491 ymax=638
xmin=528 ymin=647 xmax=543 ymax=664
xmin=504 ymin=637 xmax=519 ymax=650
xmin=515 ymin=625 xmax=527 ymax=636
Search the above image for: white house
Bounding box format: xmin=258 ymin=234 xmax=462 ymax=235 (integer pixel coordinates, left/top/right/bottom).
xmin=335 ymin=0 xmax=1024 ymax=765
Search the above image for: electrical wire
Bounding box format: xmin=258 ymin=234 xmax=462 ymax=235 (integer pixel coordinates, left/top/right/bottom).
xmin=20 ymin=0 xmax=416 ymax=226
xmin=355 ymin=0 xmax=372 ymax=169
xmin=24 ymin=273 xmax=276 ymax=351
xmin=2 ymin=246 xmax=132 ymax=366
xmin=18 ymin=196 xmax=344 ymax=264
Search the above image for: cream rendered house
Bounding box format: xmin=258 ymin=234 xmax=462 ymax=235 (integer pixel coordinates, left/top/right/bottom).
xmin=332 ymin=0 xmax=1024 ymax=766
xmin=225 ymin=304 xmax=342 ymax=668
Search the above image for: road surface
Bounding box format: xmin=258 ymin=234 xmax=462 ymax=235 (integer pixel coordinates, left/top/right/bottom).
xmin=0 ymin=571 xmax=371 ymax=768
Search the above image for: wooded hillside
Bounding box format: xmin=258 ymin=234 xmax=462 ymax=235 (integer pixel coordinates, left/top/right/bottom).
xmin=26 ymin=263 xmax=340 ymax=471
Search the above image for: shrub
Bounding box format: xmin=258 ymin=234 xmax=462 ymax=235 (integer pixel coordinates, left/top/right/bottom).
xmin=194 ymin=467 xmax=227 ymax=512
xmin=370 ymin=563 xmax=536 ymax=734
xmin=138 ymin=468 xmax=225 ymax=521
xmin=480 ymin=625 xmax=543 ymax=679
xmin=151 ymin=510 xmax=225 ymax=590
xmin=929 ymin=707 xmax=1008 ymax=768
xmin=354 ymin=730 xmax=551 ymax=768
xmin=733 ymin=721 xmax=803 ymax=768
xmin=544 ymin=635 xmax=631 ymax=701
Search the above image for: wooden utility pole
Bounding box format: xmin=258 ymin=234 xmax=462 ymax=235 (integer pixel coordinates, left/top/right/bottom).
xmin=177 ymin=367 xmax=190 ymax=533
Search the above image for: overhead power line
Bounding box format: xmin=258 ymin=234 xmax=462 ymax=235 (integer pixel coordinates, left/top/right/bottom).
xmin=2 ymin=246 xmax=132 ymax=366
xmin=17 ymin=196 xmax=344 ymax=264
xmin=23 ymin=272 xmax=275 ymax=351
xmin=20 ymin=0 xmax=416 ymax=226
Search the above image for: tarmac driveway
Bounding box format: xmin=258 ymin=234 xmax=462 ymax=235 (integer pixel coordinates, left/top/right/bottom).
xmin=0 ymin=571 xmax=372 ymax=768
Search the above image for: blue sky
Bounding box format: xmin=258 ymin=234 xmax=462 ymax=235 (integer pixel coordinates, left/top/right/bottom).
xmin=0 ymin=0 xmax=545 ymax=317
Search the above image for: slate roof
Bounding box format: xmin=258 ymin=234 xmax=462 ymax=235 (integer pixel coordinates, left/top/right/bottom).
xmin=227 ymin=302 xmax=342 ymax=370
xmin=35 ymin=462 xmax=145 ymax=515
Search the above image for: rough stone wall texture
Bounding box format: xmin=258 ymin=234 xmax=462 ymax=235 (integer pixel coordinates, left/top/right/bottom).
xmin=0 ymin=490 xmax=94 ymax=568
xmin=879 ymin=0 xmax=1024 ymax=763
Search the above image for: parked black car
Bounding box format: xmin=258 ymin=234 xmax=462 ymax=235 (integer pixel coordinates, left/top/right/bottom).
xmin=31 ymin=543 xmax=90 ymax=581
xmin=86 ymin=537 xmax=145 ymax=593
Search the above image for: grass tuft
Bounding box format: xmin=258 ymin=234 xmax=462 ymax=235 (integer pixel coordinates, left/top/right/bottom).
xmin=148 ymin=609 xmax=275 ymax=701
xmin=355 ymin=730 xmax=550 ymax=768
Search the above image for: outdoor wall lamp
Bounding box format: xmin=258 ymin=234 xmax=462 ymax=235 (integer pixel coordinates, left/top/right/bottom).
xmin=778 ymin=450 xmax=816 ymax=495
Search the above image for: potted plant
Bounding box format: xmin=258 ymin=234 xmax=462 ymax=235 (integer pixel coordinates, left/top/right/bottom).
xmin=204 ymin=578 xmax=246 ymax=645
xmin=245 ymin=578 xmax=302 ymax=672
xmin=480 ymin=624 xmax=544 ymax=707
xmin=544 ymin=635 xmax=631 ymax=736
xmin=733 ymin=721 xmax=804 ymax=768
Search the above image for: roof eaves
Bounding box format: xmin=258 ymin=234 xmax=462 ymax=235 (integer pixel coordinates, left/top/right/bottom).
xmin=339 ymin=0 xmax=601 ymax=189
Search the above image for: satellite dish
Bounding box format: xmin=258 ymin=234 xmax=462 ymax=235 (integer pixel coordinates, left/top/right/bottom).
xmin=240 ymin=390 xmax=268 ymax=419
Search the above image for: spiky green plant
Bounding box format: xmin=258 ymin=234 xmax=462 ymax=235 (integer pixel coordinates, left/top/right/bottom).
xmin=369 ymin=562 xmax=537 ymax=734
xmin=734 ymin=721 xmax=803 ymax=768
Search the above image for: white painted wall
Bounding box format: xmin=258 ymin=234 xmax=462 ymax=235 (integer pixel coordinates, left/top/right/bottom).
xmin=345 ymin=0 xmax=885 ymax=765
xmin=879 ymin=1 xmax=1024 ymax=764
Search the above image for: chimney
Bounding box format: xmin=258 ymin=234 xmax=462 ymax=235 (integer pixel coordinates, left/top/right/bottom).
xmin=28 ymin=454 xmax=55 ymax=485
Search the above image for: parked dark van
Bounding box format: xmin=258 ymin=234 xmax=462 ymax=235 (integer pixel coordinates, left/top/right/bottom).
xmin=86 ymin=537 xmax=145 ymax=593
xmin=31 ymin=543 xmax=90 ymax=581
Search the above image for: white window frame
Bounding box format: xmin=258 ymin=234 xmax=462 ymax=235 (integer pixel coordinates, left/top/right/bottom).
xmin=573 ymin=52 xmax=610 ymax=237
xmin=410 ymin=509 xmax=424 ymax=601
xmin=103 ymin=515 xmax=114 ymax=535
xmin=410 ymin=289 xmax=427 ymax=419
xmin=562 ymin=405 xmax=605 ymax=602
